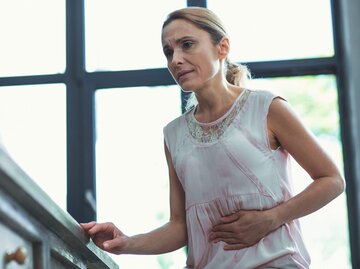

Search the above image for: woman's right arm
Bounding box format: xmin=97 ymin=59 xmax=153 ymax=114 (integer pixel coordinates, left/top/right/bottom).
xmin=81 ymin=141 xmax=187 ymax=255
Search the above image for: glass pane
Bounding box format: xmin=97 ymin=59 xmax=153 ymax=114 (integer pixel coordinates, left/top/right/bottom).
xmin=95 ymin=86 xmax=186 ymax=268
xmin=207 ymin=0 xmax=334 ymax=62
xmin=249 ymin=75 xmax=351 ymax=268
xmin=0 ymin=0 xmax=66 ymax=77
xmin=0 ymin=84 xmax=67 ymax=211
xmin=85 ymin=0 xmax=185 ymax=72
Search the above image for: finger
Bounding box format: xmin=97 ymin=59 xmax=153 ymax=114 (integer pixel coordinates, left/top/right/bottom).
xmin=219 ymin=212 xmax=240 ymax=223
xmin=103 ymin=237 xmax=124 ymax=253
xmin=209 ymin=231 xmax=233 ymax=242
xmin=212 ymin=235 xmax=248 ymax=245
xmin=212 ymin=222 xmax=235 ymax=232
xmin=80 ymin=221 xmax=96 ymax=230
xmin=223 ymin=243 xmax=247 ymax=251
xmin=88 ymin=222 xmax=111 ymax=236
xmin=219 ymin=237 xmax=241 ymax=244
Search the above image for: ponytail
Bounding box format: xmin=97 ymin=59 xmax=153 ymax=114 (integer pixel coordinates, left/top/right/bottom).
xmin=225 ymin=58 xmax=251 ymax=87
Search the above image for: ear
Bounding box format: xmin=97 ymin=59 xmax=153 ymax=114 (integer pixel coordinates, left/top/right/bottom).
xmin=218 ymin=37 xmax=230 ymax=60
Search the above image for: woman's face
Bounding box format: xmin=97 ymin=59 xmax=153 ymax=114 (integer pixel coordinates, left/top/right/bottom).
xmin=161 ymin=19 xmax=222 ymax=92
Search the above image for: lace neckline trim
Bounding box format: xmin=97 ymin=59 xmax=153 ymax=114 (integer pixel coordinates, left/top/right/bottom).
xmin=186 ymin=89 xmax=251 ymax=143
xmin=191 ymin=88 xmax=247 ymax=126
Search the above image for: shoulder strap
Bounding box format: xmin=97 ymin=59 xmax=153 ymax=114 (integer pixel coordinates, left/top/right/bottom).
xmin=239 ymin=89 xmax=285 ymax=149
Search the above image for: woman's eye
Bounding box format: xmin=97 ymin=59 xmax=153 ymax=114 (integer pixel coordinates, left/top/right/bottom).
xmin=164 ymin=50 xmax=173 ymax=58
xmin=182 ymin=41 xmax=194 ymax=49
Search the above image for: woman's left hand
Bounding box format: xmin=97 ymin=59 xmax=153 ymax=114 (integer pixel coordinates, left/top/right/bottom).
xmin=209 ymin=209 xmax=279 ymax=250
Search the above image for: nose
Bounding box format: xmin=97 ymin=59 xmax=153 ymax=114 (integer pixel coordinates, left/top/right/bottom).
xmin=171 ymin=49 xmax=183 ymax=66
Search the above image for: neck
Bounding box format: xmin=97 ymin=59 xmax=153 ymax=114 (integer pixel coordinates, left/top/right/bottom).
xmin=193 ymin=81 xmax=243 ymax=123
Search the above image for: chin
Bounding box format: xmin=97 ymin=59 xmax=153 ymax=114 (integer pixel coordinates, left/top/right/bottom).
xmin=180 ymin=87 xmax=194 ymax=93
xmin=178 ymin=81 xmax=197 ymax=93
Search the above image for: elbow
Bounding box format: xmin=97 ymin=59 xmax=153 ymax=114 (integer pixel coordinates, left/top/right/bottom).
xmin=334 ymin=174 xmax=346 ymax=197
xmin=169 ymin=219 xmax=188 ymax=248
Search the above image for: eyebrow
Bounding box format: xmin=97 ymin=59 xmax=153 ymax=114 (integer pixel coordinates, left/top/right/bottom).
xmin=163 ymin=36 xmax=195 ymax=50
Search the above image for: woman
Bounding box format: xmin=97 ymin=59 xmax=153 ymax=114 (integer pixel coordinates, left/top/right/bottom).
xmin=81 ymin=7 xmax=345 ymax=268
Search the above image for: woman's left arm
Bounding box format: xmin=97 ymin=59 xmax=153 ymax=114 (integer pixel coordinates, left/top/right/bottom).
xmin=209 ymin=98 xmax=345 ymax=250
xmin=266 ymin=98 xmax=345 ymax=222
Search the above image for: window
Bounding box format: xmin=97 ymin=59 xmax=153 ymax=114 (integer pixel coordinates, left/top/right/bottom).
xmin=0 ymin=0 xmax=65 ymax=77
xmin=1 ymin=1 xmax=356 ymax=268
xmin=85 ymin=0 xmax=185 ymax=72
xmin=95 ymin=85 xmax=186 ymax=268
xmin=208 ymin=0 xmax=334 ymax=62
xmin=0 ymin=84 xmax=67 ymax=210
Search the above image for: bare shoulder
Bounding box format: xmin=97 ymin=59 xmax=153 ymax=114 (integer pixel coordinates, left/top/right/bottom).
xmin=268 ymin=96 xmax=293 ymax=116
xmin=266 ymin=96 xmax=318 ymax=154
xmin=267 ymin=96 xmax=304 ymax=133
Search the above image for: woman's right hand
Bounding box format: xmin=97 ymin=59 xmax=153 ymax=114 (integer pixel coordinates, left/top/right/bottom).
xmin=80 ymin=221 xmax=130 ymax=254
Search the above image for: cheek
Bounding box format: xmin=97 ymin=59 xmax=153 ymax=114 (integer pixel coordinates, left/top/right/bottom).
xmin=200 ymin=59 xmax=220 ymax=79
xmin=196 ymin=51 xmax=220 ymax=73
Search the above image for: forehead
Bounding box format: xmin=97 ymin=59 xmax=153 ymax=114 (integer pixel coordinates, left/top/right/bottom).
xmin=161 ymin=19 xmax=207 ymax=45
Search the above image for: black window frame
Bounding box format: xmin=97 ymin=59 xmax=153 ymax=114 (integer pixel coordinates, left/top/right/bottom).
xmin=0 ymin=0 xmax=358 ymax=267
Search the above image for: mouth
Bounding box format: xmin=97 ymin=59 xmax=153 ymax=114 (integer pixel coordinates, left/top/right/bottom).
xmin=177 ymin=70 xmax=193 ymax=81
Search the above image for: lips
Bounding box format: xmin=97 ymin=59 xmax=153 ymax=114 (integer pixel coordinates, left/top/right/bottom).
xmin=177 ymin=70 xmax=193 ymax=81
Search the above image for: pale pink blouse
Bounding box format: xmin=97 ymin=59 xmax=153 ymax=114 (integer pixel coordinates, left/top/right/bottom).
xmin=163 ymin=89 xmax=310 ymax=269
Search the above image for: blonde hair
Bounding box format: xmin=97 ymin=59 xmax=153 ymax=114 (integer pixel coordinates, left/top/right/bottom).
xmin=162 ymin=7 xmax=251 ymax=110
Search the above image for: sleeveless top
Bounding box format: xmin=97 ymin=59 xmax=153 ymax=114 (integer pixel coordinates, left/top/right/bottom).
xmin=163 ymin=89 xmax=311 ymax=269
